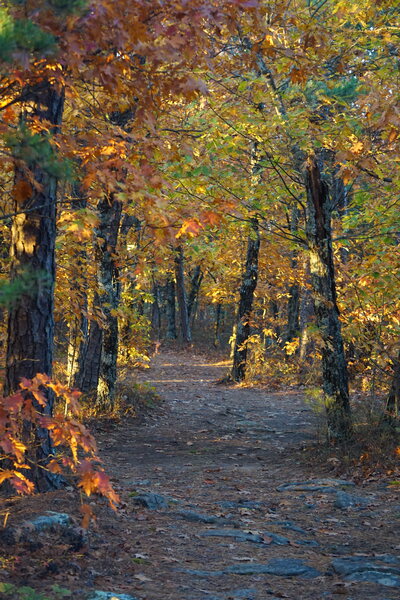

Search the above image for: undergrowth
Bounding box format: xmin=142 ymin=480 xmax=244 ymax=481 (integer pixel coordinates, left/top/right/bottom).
xmin=76 ymin=381 xmax=163 ymax=421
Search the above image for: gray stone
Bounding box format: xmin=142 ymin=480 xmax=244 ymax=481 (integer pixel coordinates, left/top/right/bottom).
xmin=334 ymin=491 xmax=374 ymax=509
xmin=0 ymin=511 xmax=86 ymax=549
xmin=87 ymin=592 xmax=139 ymax=600
xmin=345 ymin=571 xmax=400 ymax=587
xmin=277 ymin=479 xmax=354 ymax=493
xmin=218 ymin=501 xmax=265 ymax=510
xmin=183 ymin=568 xmax=225 ymax=577
xmin=276 ymin=520 xmax=308 ymax=535
xmin=232 ymin=589 xmax=257 ymax=599
xmin=30 ymin=511 xmax=71 ymax=531
xmin=182 ymin=559 xmax=320 ymax=579
xmin=332 ymin=556 xmax=400 ymax=576
xmin=127 ymin=479 xmax=151 ymax=486
xmin=332 ymin=556 xmax=400 ymax=587
xmin=132 ymin=493 xmax=169 ymax=510
xmin=297 ymin=539 xmax=320 ymax=547
xmin=200 ymin=529 xmax=289 ymax=545
xmin=225 ymin=558 xmax=320 ymax=578
xmin=175 ymin=510 xmax=238 ymax=526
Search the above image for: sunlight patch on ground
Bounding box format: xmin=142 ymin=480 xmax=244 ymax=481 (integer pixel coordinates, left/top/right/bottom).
xmin=145 ymin=378 xmax=215 ymax=383
xmin=194 ymin=361 xmax=230 ymax=367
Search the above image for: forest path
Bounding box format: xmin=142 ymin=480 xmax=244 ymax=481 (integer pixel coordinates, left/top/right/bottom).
xmin=93 ymin=350 xmax=399 ymax=600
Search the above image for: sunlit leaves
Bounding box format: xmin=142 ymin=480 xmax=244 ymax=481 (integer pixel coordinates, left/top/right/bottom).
xmin=0 ymin=375 xmax=118 ymax=507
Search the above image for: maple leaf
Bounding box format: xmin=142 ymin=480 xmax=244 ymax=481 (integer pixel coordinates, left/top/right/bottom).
xmin=176 ymin=219 xmax=204 ymax=238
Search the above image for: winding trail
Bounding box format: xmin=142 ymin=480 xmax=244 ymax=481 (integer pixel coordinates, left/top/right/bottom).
xmin=94 ymin=351 xmax=399 ymax=600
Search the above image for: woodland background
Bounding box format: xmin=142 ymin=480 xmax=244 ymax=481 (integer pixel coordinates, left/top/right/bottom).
xmin=0 ymin=0 xmax=399 ymax=497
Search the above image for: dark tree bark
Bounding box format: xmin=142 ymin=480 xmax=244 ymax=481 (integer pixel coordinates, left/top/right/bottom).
xmin=231 ymin=219 xmax=260 ymax=381
xmin=119 ymin=215 xmax=142 ymax=355
xmin=5 ymin=81 xmax=64 ymax=491
xmin=285 ymin=207 xmax=300 ymax=343
xmin=213 ymin=303 xmax=222 ymax=348
xmin=298 ymin=281 xmax=314 ymax=361
xmin=165 ymin=277 xmax=177 ymax=340
xmin=174 ymin=245 xmax=191 ymax=343
xmin=96 ymin=195 xmax=122 ymax=411
xmin=386 ymin=348 xmax=400 ymax=420
xmin=151 ymin=281 xmax=162 ymax=338
xmin=67 ymin=310 xmax=88 ymax=388
xmin=305 ymin=156 xmax=352 ymax=440
xmin=74 ymin=307 xmax=102 ymax=393
xmin=66 ymin=180 xmax=88 ymax=388
xmin=187 ymin=266 xmax=203 ymax=320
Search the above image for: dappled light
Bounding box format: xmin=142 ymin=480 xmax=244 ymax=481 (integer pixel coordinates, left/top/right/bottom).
xmin=0 ymin=0 xmax=399 ymax=598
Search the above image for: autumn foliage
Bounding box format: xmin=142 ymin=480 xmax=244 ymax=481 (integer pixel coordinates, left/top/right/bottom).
xmin=0 ymin=374 xmax=118 ymax=506
xmin=0 ymin=0 xmax=399 ymax=496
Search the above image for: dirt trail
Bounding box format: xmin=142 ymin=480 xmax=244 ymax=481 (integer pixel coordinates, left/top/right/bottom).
xmin=1 ymin=351 xmax=399 ymax=600
xmin=94 ymin=351 xmax=399 ymax=600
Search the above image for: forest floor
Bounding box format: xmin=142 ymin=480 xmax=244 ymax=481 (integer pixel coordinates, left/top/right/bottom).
xmin=1 ymin=349 xmax=399 ymax=600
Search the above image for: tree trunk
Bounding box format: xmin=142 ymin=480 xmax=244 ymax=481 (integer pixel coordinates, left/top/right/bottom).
xmin=305 ymin=156 xmax=352 ymax=440
xmin=214 ymin=303 xmax=222 ymax=348
xmin=67 ymin=311 xmax=88 ymax=388
xmin=119 ymin=215 xmax=141 ymax=356
xmin=5 ymin=81 xmax=64 ymax=491
xmin=298 ymin=283 xmax=314 ymax=361
xmin=386 ymin=348 xmax=400 ymax=420
xmin=74 ymin=307 xmax=102 ymax=393
xmin=231 ymin=219 xmax=260 ymax=381
xmin=174 ymin=245 xmax=191 ymax=343
xmin=285 ymin=207 xmax=300 ymax=343
xmin=165 ymin=277 xmax=177 ymax=340
xmin=96 ymin=195 xmax=122 ymax=412
xmin=66 ymin=180 xmax=88 ymax=388
xmin=151 ymin=282 xmax=161 ymax=338
xmin=187 ymin=266 xmax=203 ymax=319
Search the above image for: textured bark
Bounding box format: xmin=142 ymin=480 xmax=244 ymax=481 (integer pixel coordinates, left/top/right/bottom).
xmin=165 ymin=278 xmax=177 ymax=340
xmin=67 ymin=311 xmax=88 ymax=388
xmin=386 ymin=348 xmax=400 ymax=419
xmin=5 ymin=81 xmax=64 ymax=491
xmin=213 ymin=303 xmax=222 ymax=348
xmin=231 ymin=220 xmax=260 ymax=381
xmin=96 ymin=195 xmax=122 ymax=412
xmin=187 ymin=266 xmax=203 ymax=320
xmin=120 ymin=216 xmax=141 ymax=354
xmin=74 ymin=308 xmax=102 ymax=393
xmin=305 ymin=157 xmax=352 ymax=440
xmin=286 ymin=285 xmax=300 ymax=343
xmin=285 ymin=207 xmax=300 ymax=343
xmin=66 ymin=180 xmax=88 ymax=388
xmin=298 ymin=283 xmax=314 ymax=361
xmin=174 ymin=246 xmax=191 ymax=343
xmin=151 ymin=282 xmax=161 ymax=338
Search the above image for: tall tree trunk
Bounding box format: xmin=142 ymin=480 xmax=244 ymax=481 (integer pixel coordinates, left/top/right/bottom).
xmin=5 ymin=81 xmax=64 ymax=491
xmin=74 ymin=306 xmax=102 ymax=393
xmin=151 ymin=281 xmax=161 ymax=338
xmin=119 ymin=215 xmax=141 ymax=356
xmin=298 ymin=282 xmax=314 ymax=361
xmin=174 ymin=245 xmax=191 ymax=343
xmin=187 ymin=266 xmax=203 ymax=319
xmin=231 ymin=219 xmax=260 ymax=381
xmin=285 ymin=207 xmax=300 ymax=343
xmin=66 ymin=180 xmax=88 ymax=388
xmin=96 ymin=195 xmax=122 ymax=412
xmin=67 ymin=311 xmax=88 ymax=388
xmin=305 ymin=156 xmax=352 ymax=440
xmin=165 ymin=277 xmax=177 ymax=340
xmin=386 ymin=348 xmax=400 ymax=420
xmin=213 ymin=303 xmax=223 ymax=348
